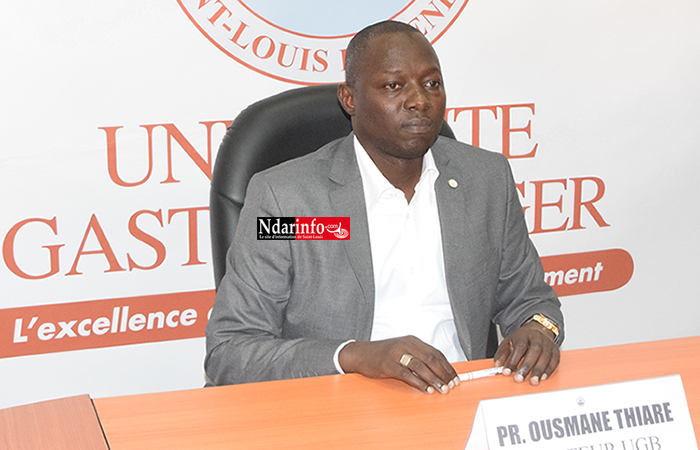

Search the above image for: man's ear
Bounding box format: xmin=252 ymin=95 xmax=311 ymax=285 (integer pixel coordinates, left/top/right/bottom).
xmin=337 ymin=83 xmax=355 ymax=116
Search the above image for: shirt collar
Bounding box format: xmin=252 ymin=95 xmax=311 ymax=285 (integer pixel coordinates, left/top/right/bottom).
xmin=353 ymin=136 xmax=439 ymax=211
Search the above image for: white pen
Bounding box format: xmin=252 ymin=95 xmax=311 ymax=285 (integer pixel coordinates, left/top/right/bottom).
xmin=458 ymin=366 xmax=504 ymax=381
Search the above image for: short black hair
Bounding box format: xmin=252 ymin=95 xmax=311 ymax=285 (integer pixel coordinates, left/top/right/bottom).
xmin=344 ymin=21 xmax=425 ymax=87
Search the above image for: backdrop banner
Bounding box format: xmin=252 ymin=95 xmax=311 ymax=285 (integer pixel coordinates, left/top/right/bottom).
xmin=1 ymin=0 xmax=698 ymax=408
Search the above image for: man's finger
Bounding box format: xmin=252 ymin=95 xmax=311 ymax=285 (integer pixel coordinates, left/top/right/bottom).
xmin=513 ymin=337 xmax=548 ymax=383
xmin=396 ymin=364 xmax=436 ymax=393
xmin=504 ymin=338 xmax=529 ymax=377
xmin=526 ymin=345 xmax=554 ymax=385
xmin=493 ymin=340 xmax=512 ymax=367
xmin=540 ymin=346 xmax=561 ymax=381
xmin=401 ymin=339 xmax=459 ymax=387
xmin=402 ymin=356 xmax=452 ymax=394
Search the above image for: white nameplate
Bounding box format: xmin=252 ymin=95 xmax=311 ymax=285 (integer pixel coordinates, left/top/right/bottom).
xmin=465 ymin=375 xmax=697 ymax=449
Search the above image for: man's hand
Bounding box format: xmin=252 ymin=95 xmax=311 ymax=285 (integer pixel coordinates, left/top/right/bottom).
xmin=338 ymin=336 xmax=460 ymax=394
xmin=494 ymin=321 xmax=560 ymax=386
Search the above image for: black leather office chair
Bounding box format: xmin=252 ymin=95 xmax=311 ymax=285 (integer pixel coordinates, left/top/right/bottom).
xmin=209 ymin=84 xmax=456 ymax=289
xmin=209 ymin=84 xmax=497 ymax=357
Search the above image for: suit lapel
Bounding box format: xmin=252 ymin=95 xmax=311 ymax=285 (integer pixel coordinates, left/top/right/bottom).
xmin=433 ymin=147 xmax=469 ymax=282
xmin=328 ymin=135 xmax=375 ymax=337
xmin=433 ymin=143 xmax=476 ymax=357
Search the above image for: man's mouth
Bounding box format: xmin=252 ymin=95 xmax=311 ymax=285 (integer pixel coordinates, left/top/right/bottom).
xmin=403 ymin=118 xmax=433 ymax=133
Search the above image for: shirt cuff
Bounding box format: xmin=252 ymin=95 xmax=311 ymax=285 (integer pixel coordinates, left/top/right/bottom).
xmin=333 ymin=340 xmax=356 ymax=374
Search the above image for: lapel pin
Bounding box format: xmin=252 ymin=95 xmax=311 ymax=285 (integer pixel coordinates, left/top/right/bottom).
xmin=448 ymin=178 xmax=459 ymax=188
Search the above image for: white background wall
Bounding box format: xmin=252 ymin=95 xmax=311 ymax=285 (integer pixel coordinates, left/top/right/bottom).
xmin=1 ymin=0 xmax=698 ymax=409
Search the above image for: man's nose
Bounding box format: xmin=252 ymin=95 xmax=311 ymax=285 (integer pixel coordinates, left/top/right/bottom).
xmin=402 ymin=84 xmax=430 ymax=111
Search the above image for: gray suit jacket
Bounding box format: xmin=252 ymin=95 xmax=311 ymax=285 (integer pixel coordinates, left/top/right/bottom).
xmin=205 ymin=134 xmax=563 ymax=385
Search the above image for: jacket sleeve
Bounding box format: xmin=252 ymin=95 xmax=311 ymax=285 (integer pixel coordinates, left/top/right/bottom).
xmin=204 ymin=173 xmax=346 ymax=385
xmin=492 ymin=154 xmax=565 ymax=342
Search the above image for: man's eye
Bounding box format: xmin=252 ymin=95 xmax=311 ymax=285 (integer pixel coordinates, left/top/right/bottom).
xmin=426 ymin=80 xmax=441 ymax=88
xmin=385 ymin=82 xmax=400 ymax=90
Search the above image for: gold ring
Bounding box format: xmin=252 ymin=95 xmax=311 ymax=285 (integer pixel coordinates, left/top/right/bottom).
xmin=399 ymin=354 xmax=414 ymax=367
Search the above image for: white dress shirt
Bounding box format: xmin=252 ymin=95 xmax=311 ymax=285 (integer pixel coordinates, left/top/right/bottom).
xmin=355 ymin=137 xmax=467 ymax=362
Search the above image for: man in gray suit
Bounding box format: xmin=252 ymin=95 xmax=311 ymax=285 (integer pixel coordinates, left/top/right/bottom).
xmin=206 ymin=21 xmax=563 ymax=395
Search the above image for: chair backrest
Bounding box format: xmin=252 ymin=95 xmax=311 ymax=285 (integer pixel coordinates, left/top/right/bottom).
xmin=210 ymin=84 xmax=456 ymax=289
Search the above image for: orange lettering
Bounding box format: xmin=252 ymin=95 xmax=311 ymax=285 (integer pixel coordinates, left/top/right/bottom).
xmin=229 ymin=21 xmax=250 ymax=50
xmin=159 ymin=121 xmax=231 ymax=184
xmin=446 ymin=106 xmax=498 ymax=148
xmin=499 ymin=104 xmax=538 ymax=159
xmin=252 ymin=35 xmax=275 ymax=59
xmin=530 ymin=179 xmax=569 ymax=234
xmin=101 ymin=126 xmax=154 ymax=187
xmin=313 ymin=49 xmax=328 ymax=73
xmin=67 ymin=215 xmax=125 ymax=275
xmin=3 ymin=217 xmax=63 ymax=280
xmin=168 ymin=207 xmax=209 ymax=266
xmin=569 ymin=177 xmax=610 ymax=230
xmin=418 ymin=1 xmax=446 ymax=31
xmin=277 ymin=43 xmax=301 ymax=69
xmin=299 ymin=47 xmax=312 ymax=71
xmin=339 ymin=49 xmax=347 ymax=72
xmin=208 ymin=0 xmax=232 ymax=25
xmin=127 ymin=210 xmax=166 ymax=271
xmin=515 ymin=181 xmax=529 ymax=215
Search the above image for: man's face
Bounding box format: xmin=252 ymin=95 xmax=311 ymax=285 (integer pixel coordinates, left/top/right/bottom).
xmin=339 ymin=32 xmax=446 ymax=162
